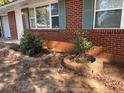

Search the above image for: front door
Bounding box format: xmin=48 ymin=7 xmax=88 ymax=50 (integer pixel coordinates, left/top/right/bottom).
xmin=8 ymin=11 xmax=17 ymax=39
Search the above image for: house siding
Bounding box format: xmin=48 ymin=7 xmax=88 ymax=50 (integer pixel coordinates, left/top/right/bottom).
xmin=25 ymin=0 xmax=124 ymax=60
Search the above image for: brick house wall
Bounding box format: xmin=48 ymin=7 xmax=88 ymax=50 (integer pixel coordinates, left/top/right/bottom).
xmin=30 ymin=0 xmax=124 ymax=60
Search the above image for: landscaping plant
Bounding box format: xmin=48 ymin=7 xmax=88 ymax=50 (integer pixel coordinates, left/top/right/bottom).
xmin=72 ymin=31 xmax=92 ymax=55
xmin=20 ymin=32 xmax=43 ymax=56
xmin=69 ymin=30 xmax=93 ymax=64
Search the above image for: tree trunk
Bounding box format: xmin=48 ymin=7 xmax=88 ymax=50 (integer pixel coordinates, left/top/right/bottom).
xmin=80 ymin=58 xmax=103 ymax=77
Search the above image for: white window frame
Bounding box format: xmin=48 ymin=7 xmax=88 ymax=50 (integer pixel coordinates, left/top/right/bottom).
xmin=93 ymin=0 xmax=124 ymax=29
xmin=29 ymin=8 xmax=36 ymax=29
xmin=29 ymin=1 xmax=59 ymax=29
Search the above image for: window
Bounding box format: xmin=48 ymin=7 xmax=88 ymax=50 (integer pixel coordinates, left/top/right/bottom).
xmin=29 ymin=3 xmax=59 ymax=29
xmin=29 ymin=8 xmax=36 ymax=28
xmin=36 ymin=5 xmax=50 ymax=28
xmin=51 ymin=3 xmax=59 ymax=28
xmin=94 ymin=0 xmax=123 ymax=28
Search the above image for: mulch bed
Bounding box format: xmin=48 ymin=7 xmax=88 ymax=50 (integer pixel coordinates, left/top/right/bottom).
xmin=0 ymin=41 xmax=124 ymax=93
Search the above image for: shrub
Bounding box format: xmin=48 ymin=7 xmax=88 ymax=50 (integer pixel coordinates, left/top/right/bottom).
xmin=20 ymin=32 xmax=43 ymax=56
xmin=10 ymin=43 xmax=20 ymax=51
xmin=74 ymin=37 xmax=92 ymax=55
xmin=72 ymin=31 xmax=92 ymax=55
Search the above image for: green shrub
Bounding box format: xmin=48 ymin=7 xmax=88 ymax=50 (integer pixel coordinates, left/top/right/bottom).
xmin=72 ymin=31 xmax=92 ymax=55
xmin=20 ymin=32 xmax=43 ymax=56
xmin=74 ymin=37 xmax=92 ymax=55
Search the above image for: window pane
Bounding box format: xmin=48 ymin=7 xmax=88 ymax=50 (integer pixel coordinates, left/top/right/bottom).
xmin=52 ymin=16 xmax=59 ymax=28
xmin=95 ymin=10 xmax=121 ymax=28
xmin=36 ymin=5 xmax=50 ymax=28
xmin=51 ymin=3 xmax=58 ymax=15
xmin=29 ymin=8 xmax=35 ymax=17
xmin=96 ymin=0 xmax=123 ymax=10
xmin=30 ymin=18 xmax=36 ymax=28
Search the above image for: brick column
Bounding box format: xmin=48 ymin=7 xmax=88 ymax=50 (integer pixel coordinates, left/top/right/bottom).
xmin=66 ymin=0 xmax=83 ymax=31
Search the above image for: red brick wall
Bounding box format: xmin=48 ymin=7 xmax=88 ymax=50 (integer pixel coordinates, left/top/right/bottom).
xmin=66 ymin=0 xmax=82 ymax=30
xmin=84 ymin=30 xmax=124 ymax=58
xmin=8 ymin=11 xmax=18 ymax=39
xmin=31 ymin=0 xmax=124 ymax=60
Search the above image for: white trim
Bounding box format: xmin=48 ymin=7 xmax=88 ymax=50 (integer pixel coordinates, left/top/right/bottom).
xmin=28 ymin=0 xmax=58 ymax=8
xmin=49 ymin=4 xmax=52 ymax=28
xmin=31 ymin=28 xmax=60 ymax=30
xmin=121 ymin=1 xmax=124 ymax=28
xmin=93 ymin=0 xmax=97 ymax=28
xmin=93 ymin=28 xmax=123 ymax=30
xmin=34 ymin=8 xmax=37 ymax=29
xmin=93 ymin=0 xmax=124 ymax=29
xmin=51 ymin=14 xmax=59 ymax=17
xmin=30 ymin=18 xmax=36 ymax=29
xmin=16 ymin=0 xmax=58 ymax=12
xmin=15 ymin=9 xmax=24 ymax=39
xmin=96 ymin=8 xmax=122 ymax=12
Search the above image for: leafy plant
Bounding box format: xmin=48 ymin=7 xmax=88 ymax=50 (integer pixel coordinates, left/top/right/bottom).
xmin=20 ymin=32 xmax=43 ymax=56
xmin=72 ymin=31 xmax=92 ymax=55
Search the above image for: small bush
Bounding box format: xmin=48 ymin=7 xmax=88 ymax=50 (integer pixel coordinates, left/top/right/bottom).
xmin=20 ymin=32 xmax=43 ymax=56
xmin=72 ymin=31 xmax=92 ymax=55
xmin=10 ymin=43 xmax=20 ymax=51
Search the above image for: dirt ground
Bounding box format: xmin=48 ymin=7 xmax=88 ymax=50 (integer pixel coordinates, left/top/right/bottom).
xmin=104 ymin=61 xmax=124 ymax=81
xmin=0 ymin=41 xmax=124 ymax=93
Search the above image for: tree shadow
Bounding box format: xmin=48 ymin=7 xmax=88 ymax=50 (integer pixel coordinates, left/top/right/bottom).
xmin=0 ymin=41 xmax=95 ymax=93
xmin=0 ymin=53 xmax=94 ymax=93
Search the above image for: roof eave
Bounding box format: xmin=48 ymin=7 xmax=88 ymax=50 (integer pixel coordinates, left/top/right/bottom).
xmin=0 ymin=0 xmax=26 ymax=10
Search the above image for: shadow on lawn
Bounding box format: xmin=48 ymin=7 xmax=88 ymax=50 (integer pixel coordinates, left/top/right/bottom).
xmin=1 ymin=42 xmax=123 ymax=93
xmin=0 ymin=55 xmax=93 ymax=93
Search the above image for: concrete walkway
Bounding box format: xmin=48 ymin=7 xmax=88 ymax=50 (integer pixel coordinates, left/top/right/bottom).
xmin=0 ymin=38 xmax=20 ymax=44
